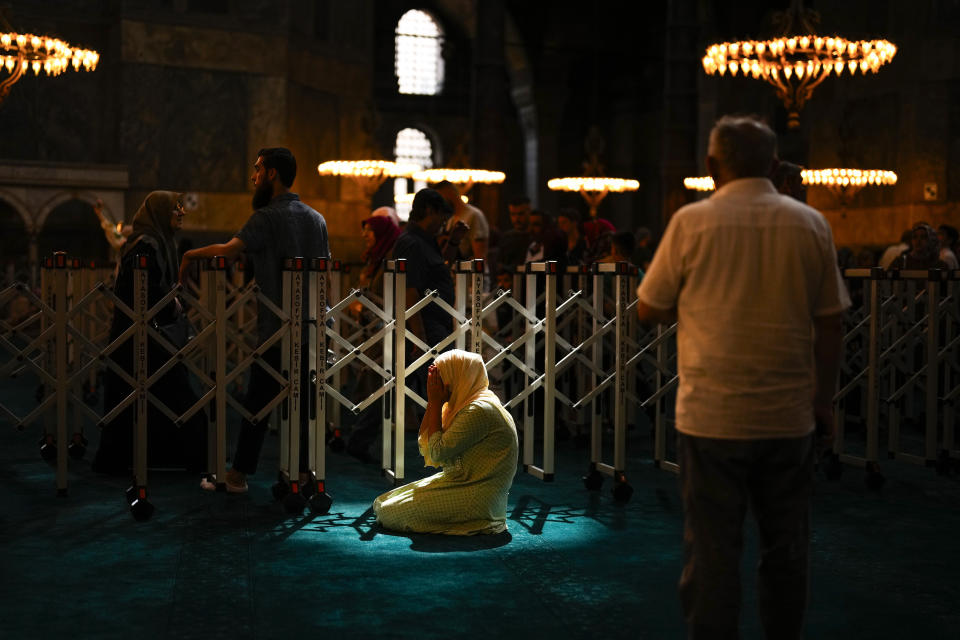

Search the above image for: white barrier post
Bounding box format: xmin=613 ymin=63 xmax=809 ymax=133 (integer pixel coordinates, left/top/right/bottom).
xmin=279 ymin=267 xmax=291 ymax=477
xmin=53 ymin=252 xmax=69 ymax=495
xmin=383 ymin=261 xmax=396 ymax=471
xmin=212 ymin=256 xmax=229 ymax=490
xmin=469 ymin=259 xmax=484 ymax=355
xmin=924 ymin=270 xmax=942 ymax=464
xmin=286 ymin=257 xmax=305 ymax=504
xmin=131 ymin=254 xmax=150 ymax=508
xmin=543 ymin=261 xmax=557 ymax=481
xmin=613 ymin=262 xmax=629 ymax=485
xmin=309 ymin=256 xmax=332 ymax=512
xmin=590 ymin=265 xmax=604 ymax=471
xmin=389 ymin=259 xmax=407 ymax=484
xmin=523 ymin=261 xmax=556 ymax=481
xmin=863 ymin=270 xmax=883 ymax=484
xmin=522 ymin=264 xmax=537 ymax=471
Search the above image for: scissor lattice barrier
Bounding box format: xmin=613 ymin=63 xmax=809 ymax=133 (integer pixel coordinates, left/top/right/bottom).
xmin=831 ymin=269 xmax=960 ymax=484
xmin=3 ymin=254 xmax=959 ymax=518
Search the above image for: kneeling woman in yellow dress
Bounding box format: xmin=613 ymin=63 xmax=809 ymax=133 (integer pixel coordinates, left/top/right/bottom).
xmin=373 ymin=350 xmax=519 ymax=535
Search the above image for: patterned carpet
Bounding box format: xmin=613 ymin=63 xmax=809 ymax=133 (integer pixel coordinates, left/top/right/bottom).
xmin=1 ymin=376 xmax=959 ymax=639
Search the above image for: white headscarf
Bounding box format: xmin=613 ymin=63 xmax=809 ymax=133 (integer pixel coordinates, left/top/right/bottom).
xmin=418 ymin=349 xmax=507 ymax=467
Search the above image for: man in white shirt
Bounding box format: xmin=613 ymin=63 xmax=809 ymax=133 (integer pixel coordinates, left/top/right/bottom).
xmin=435 ymin=180 xmax=489 ymax=262
xmin=636 ymin=115 xmax=849 ymax=639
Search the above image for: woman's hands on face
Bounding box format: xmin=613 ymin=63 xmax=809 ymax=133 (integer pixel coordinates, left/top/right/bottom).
xmin=427 ymin=364 xmax=450 ymax=405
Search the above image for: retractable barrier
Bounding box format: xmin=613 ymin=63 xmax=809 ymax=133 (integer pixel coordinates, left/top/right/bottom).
xmin=4 ymin=254 xmax=960 ymax=518
xmin=382 ymin=259 xmax=485 ymax=483
xmin=830 ymin=269 xmax=960 ymax=486
xmin=941 ymin=272 xmax=960 ymax=470
xmin=552 ymin=263 xmax=635 ymax=498
xmin=830 ymin=268 xmax=884 ymax=484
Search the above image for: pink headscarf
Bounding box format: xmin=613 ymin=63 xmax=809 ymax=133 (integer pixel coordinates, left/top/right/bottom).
xmin=361 ymin=214 xmax=401 ymax=279
xmin=370 ymin=205 xmax=402 ymax=227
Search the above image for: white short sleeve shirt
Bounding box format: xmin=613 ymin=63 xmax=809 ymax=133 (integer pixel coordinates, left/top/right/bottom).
xmin=447 ymin=204 xmax=489 ymax=259
xmin=637 ymin=178 xmax=851 ymax=439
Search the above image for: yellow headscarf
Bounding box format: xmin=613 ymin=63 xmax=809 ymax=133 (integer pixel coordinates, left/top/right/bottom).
xmin=418 ymin=349 xmax=506 ymax=467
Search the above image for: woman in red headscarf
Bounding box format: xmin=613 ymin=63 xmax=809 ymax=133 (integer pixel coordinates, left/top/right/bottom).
xmin=357 ymin=213 xmax=402 ymax=292
xmin=343 ymin=212 xmax=402 ymax=463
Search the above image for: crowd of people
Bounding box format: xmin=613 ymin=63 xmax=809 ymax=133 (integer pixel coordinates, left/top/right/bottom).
xmin=871 ymin=222 xmax=959 ymax=271
xmin=17 ymin=126 xmax=957 ymax=637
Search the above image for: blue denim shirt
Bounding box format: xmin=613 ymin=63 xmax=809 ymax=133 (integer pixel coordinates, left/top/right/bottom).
xmin=236 ymin=193 xmax=330 ymax=342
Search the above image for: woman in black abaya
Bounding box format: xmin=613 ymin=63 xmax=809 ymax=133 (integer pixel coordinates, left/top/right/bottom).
xmin=92 ymin=191 xmax=207 ymax=475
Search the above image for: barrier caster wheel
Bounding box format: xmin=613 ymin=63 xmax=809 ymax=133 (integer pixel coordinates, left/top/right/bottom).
xmin=865 ymin=463 xmax=886 ymax=491
xmin=130 ymin=498 xmax=155 ymax=521
xmin=309 ymin=492 xmax=333 ymax=514
xmin=39 ymin=435 xmax=57 ymax=463
xmin=822 ymin=452 xmax=843 ymax=481
xmin=68 ymin=433 xmax=88 ymax=460
xmin=327 ymin=428 xmax=345 ymax=453
xmin=272 ymin=480 xmax=290 ymax=502
xmin=612 ymin=472 xmax=633 ymax=503
xmin=582 ymin=469 xmax=604 ymax=491
xmin=282 ymin=492 xmax=306 ymax=515
xmin=300 ymin=474 xmax=317 ymax=500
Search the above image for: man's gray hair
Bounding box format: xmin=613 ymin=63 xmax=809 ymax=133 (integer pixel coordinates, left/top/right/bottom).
xmin=708 ymin=115 xmax=777 ymax=178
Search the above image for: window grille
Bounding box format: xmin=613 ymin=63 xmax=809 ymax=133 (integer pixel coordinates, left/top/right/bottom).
xmin=394 ymin=127 xmax=434 ymax=221
xmin=395 ymin=10 xmax=444 ymax=95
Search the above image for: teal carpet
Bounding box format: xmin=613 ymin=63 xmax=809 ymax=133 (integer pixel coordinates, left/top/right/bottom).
xmin=1 ymin=380 xmax=959 ymax=638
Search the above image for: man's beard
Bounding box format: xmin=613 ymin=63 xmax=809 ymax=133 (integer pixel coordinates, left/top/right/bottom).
xmin=252 ymin=182 xmax=273 ymax=209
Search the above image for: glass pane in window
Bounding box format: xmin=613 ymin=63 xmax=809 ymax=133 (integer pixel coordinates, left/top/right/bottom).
xmin=395 ymin=10 xmax=444 ymax=95
xmin=394 ymin=127 xmax=434 ymax=221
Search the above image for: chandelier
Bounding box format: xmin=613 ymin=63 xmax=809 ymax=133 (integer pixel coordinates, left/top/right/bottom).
xmin=414 ymin=168 xmax=505 ymax=186
xmin=701 ymin=2 xmax=896 ymax=128
xmin=684 ymin=168 xmax=897 ymax=200
xmin=547 ymin=177 xmax=639 ymax=218
xmin=0 ymin=31 xmax=99 ymax=105
xmin=414 ymin=167 xmax=505 ymax=195
xmin=317 ymin=160 xmax=419 ymax=200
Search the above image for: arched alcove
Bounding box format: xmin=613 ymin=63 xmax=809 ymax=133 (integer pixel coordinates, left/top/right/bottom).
xmin=38 ymin=198 xmax=110 ymax=262
xmin=0 ymin=198 xmax=29 ymax=285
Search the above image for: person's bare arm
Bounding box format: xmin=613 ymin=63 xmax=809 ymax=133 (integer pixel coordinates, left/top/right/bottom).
xmin=178 ymin=236 xmax=245 ymax=283
xmin=471 ymin=238 xmax=488 ymax=262
xmin=813 ymin=312 xmax=844 ymax=443
xmin=93 ymin=199 xmax=108 ymax=225
xmin=441 ymin=221 xmax=469 ymax=263
xmin=636 ymin=299 xmax=677 ymax=326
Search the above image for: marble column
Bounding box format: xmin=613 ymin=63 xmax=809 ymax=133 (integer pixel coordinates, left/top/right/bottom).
xmin=473 ymin=0 xmax=507 ymax=228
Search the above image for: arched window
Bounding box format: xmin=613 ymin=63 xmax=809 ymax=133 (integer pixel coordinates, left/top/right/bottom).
xmin=395 ymin=9 xmax=444 ymax=95
xmin=394 ymin=127 xmax=434 ymax=221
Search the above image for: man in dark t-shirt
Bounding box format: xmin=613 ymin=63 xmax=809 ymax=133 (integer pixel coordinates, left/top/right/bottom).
xmin=498 ymin=195 xmax=532 ymax=274
xmin=180 ymin=147 xmax=330 ymax=493
xmin=392 ymin=188 xmax=455 ymax=348
xmin=345 ymin=189 xmax=453 ymax=463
